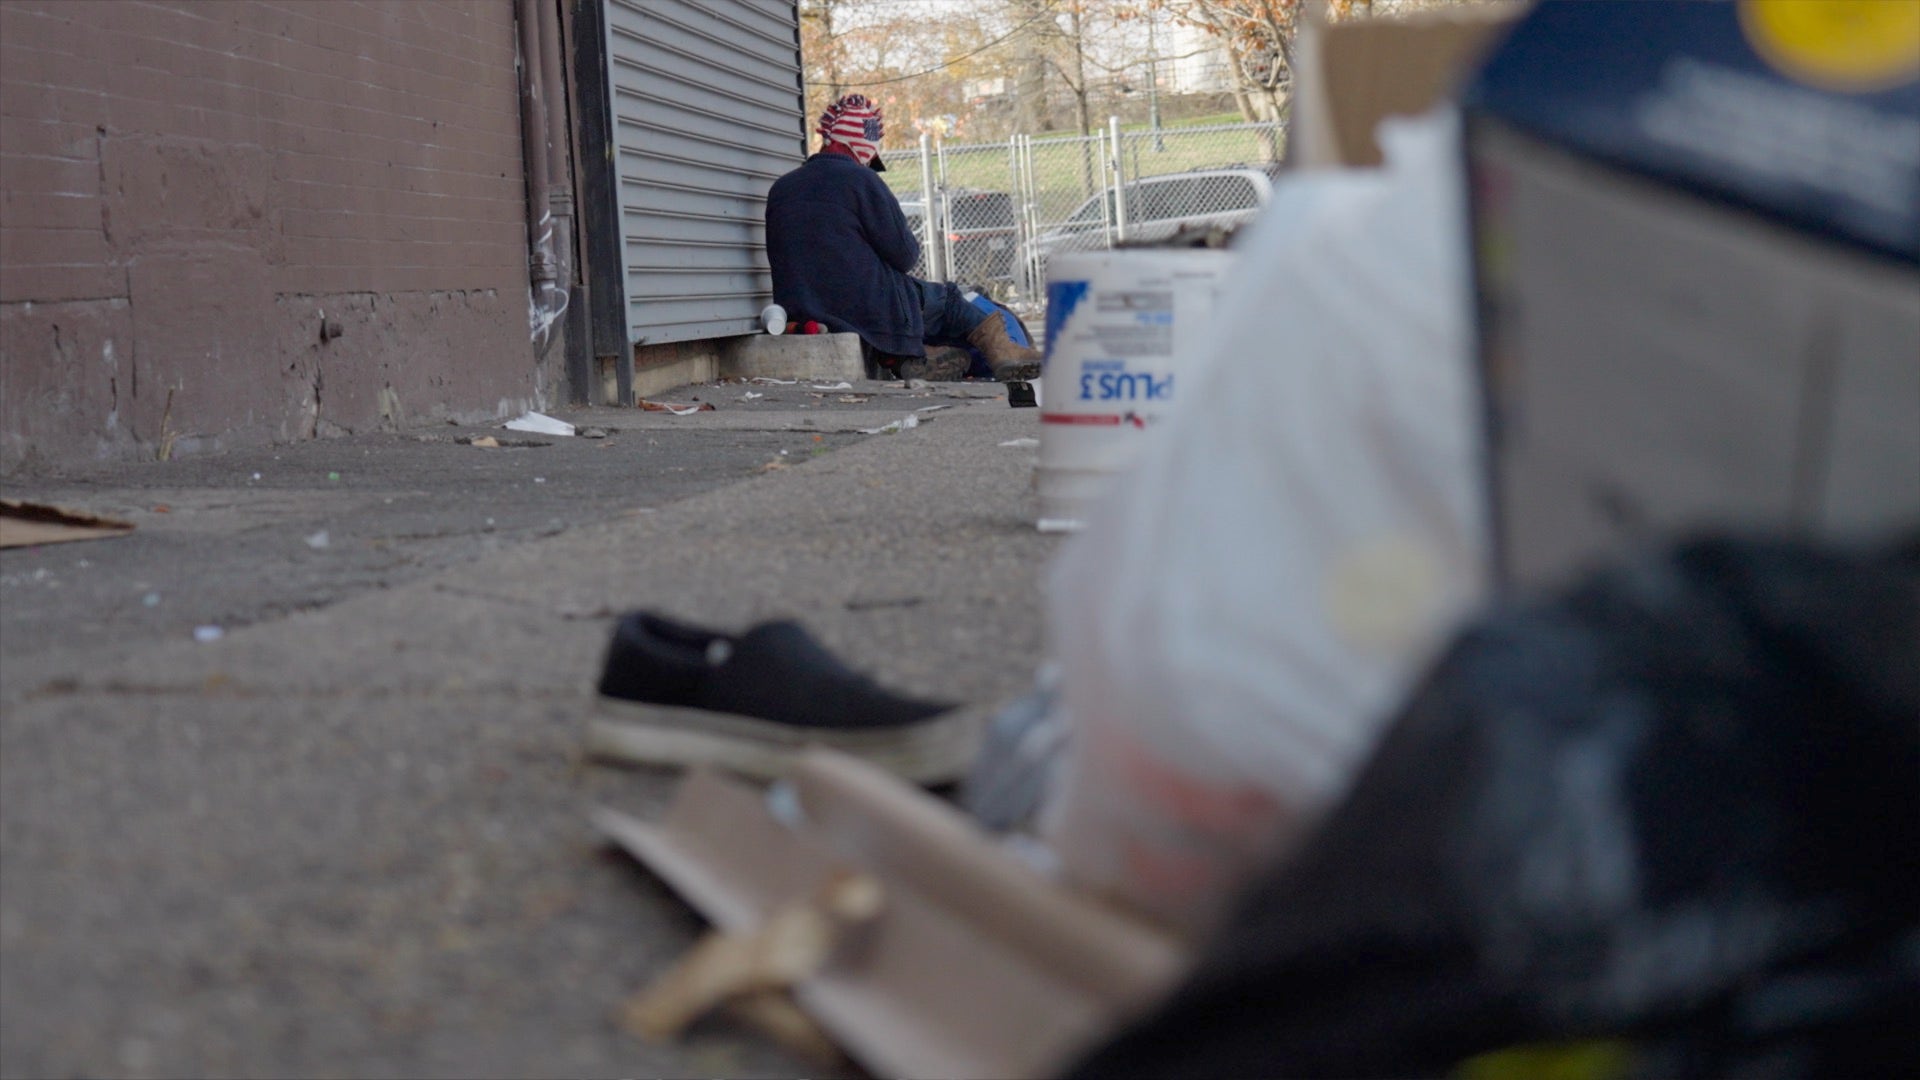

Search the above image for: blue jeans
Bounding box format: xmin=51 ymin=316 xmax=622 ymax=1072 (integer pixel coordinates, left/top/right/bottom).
xmin=914 ymin=278 xmax=988 ymax=348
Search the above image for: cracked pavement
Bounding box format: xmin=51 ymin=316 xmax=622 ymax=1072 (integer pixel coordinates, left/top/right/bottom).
xmin=0 ymin=377 xmax=1059 ymax=1079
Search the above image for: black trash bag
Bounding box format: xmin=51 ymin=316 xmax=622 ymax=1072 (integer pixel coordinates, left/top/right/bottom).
xmin=1068 ymin=535 xmax=1920 ymax=1080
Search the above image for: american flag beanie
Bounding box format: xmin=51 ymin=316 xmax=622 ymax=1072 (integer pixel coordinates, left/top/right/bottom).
xmin=816 ymin=94 xmax=884 ymax=167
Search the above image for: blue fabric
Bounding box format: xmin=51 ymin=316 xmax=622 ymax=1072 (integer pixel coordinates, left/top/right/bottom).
xmin=765 ymin=154 xmax=928 ymax=356
xmin=961 ymin=293 xmax=1028 ymax=378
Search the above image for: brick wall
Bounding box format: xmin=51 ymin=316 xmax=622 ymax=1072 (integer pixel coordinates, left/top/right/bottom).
xmin=0 ymin=0 xmax=543 ymax=470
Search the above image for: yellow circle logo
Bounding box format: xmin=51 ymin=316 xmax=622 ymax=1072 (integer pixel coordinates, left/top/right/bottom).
xmin=1741 ymin=0 xmax=1920 ymax=91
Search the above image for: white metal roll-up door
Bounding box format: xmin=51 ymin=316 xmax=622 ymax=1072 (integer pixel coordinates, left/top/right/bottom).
xmin=603 ymin=0 xmax=807 ymax=345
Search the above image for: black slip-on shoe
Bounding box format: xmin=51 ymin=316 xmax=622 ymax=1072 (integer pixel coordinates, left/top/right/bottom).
xmin=587 ymin=612 xmax=979 ymax=784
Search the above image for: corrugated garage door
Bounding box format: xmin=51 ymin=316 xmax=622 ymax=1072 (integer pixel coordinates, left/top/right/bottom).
xmin=604 ymin=0 xmax=806 ymax=345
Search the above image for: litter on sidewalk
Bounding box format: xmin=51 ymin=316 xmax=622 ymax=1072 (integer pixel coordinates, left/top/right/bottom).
xmin=0 ymin=500 xmax=135 ymax=548
xmin=1064 ymin=535 xmax=1920 ymax=1079
xmin=622 ymin=868 xmax=883 ymax=1042
xmin=1034 ymin=249 xmax=1235 ymax=529
xmin=504 ymin=411 xmax=575 ymax=436
xmin=1465 ymin=0 xmax=1920 ymax=588
xmin=1042 ymin=107 xmax=1485 ymax=936
xmin=595 ymin=750 xmax=1186 ymax=1080
xmin=858 ymin=415 xmax=919 ymax=436
xmin=639 ymin=399 xmax=715 ymax=416
xmin=586 ymin=612 xmax=971 ymax=786
xmin=575 ymin=5 xmax=1917 ymax=1078
xmin=458 ymin=435 xmax=551 ymax=448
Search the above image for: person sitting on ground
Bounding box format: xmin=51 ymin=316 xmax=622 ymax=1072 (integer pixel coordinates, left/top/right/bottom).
xmin=764 ymin=93 xmax=1042 ymax=382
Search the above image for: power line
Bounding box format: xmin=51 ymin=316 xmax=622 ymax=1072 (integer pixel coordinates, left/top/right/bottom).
xmin=853 ymin=1 xmax=1063 ymax=85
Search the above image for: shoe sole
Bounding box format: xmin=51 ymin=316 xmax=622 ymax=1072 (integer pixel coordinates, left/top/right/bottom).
xmin=584 ymin=699 xmax=986 ymax=786
xmin=994 ymin=362 xmax=1042 ymax=382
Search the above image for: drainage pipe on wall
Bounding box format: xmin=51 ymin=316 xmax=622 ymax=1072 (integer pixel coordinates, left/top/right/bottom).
xmin=536 ymin=0 xmax=574 ymax=284
xmin=516 ymin=0 xmax=568 ymax=358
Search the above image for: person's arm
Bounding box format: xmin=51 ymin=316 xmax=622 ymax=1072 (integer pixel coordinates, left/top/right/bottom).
xmin=865 ymin=181 xmax=921 ymax=273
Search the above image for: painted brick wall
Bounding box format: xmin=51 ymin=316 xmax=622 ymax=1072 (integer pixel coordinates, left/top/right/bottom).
xmin=0 ymin=0 xmax=544 ymax=470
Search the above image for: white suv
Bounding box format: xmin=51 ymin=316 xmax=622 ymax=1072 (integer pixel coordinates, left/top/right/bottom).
xmin=1018 ymin=167 xmax=1276 ymax=292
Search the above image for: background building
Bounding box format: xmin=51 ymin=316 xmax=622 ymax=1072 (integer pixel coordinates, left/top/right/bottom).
xmin=1163 ymin=18 xmax=1234 ymax=97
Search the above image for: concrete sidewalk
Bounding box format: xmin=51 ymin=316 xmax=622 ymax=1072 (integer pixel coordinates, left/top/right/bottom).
xmin=0 ymin=378 xmax=1059 ymax=1079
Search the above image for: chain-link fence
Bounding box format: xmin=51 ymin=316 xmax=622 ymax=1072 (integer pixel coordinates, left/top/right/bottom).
xmin=885 ymin=119 xmax=1285 ymax=306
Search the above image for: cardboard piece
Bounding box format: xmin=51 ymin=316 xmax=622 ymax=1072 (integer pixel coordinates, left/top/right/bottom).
xmin=0 ymin=499 xmax=135 ymax=548
xmin=595 ymin=750 xmax=1187 ymax=1079
xmin=1465 ymin=0 xmax=1920 ymax=589
xmin=623 ymin=870 xmax=884 ymax=1040
xmin=1289 ymin=3 xmax=1519 ymax=169
xmin=722 ymin=991 xmax=842 ymax=1064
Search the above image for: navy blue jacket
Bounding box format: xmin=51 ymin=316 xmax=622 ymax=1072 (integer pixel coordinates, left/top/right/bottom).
xmin=765 ymin=153 xmax=923 ymax=357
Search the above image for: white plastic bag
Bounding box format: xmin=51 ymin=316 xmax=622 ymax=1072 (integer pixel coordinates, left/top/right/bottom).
xmin=1039 ymin=110 xmax=1489 ymax=936
xmin=504 ymin=411 xmax=575 ymax=436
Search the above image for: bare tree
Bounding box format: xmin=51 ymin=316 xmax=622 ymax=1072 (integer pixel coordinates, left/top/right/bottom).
xmin=1144 ymin=0 xmax=1499 ymax=126
xmin=1143 ymin=0 xmax=1304 ymax=123
xmin=1009 ymin=0 xmax=1056 ymax=134
xmin=799 ymin=0 xmax=852 ymax=142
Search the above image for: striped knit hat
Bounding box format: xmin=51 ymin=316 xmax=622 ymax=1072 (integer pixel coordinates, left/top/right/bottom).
xmin=816 ymin=93 xmax=886 ymax=170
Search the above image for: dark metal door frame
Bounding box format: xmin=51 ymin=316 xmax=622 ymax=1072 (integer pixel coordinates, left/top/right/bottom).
xmin=568 ymin=0 xmax=633 ymax=404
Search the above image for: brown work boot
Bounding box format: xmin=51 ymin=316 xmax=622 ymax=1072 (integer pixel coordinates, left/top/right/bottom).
xmin=966 ymin=316 xmax=1043 ymax=382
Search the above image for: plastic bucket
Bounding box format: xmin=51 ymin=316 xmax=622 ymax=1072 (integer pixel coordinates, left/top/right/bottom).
xmin=1036 ymin=250 xmax=1235 ymax=530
